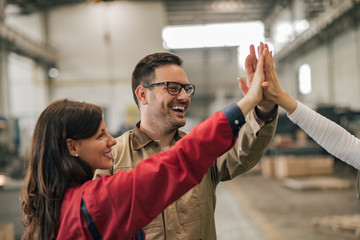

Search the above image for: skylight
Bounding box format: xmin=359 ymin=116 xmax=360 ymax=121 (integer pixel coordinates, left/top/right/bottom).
xmin=162 ymin=21 xmax=265 ymax=70
xmin=162 ymin=22 xmax=264 ymax=49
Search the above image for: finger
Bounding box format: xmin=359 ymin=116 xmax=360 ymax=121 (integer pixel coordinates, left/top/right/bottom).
xmin=249 ymin=44 xmax=256 ymax=56
xmin=258 ymin=42 xmax=264 ymax=56
xmin=256 ymin=47 xmax=266 ymax=70
xmin=238 ymin=77 xmax=249 ymax=95
xmin=245 ymin=54 xmax=255 ymax=75
xmin=264 ymin=47 xmax=274 ymax=70
xmin=251 ymin=50 xmax=265 ymax=89
xmin=250 ymin=45 xmax=257 ymax=71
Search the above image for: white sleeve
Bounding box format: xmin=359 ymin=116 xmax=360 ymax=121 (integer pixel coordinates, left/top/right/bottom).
xmin=288 ymin=101 xmax=360 ymax=169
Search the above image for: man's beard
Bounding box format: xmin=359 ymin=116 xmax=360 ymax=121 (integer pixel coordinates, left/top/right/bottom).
xmin=150 ymin=113 xmax=186 ymax=135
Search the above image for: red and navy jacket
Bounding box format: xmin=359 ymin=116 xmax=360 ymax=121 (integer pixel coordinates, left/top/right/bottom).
xmin=56 ymin=103 xmax=245 ymax=239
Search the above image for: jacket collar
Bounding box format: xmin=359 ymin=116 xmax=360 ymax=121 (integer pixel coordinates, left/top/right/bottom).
xmin=131 ymin=121 xmax=186 ymax=150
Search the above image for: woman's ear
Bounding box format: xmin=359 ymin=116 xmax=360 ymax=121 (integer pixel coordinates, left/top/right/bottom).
xmin=66 ymin=138 xmax=79 ymax=157
xmin=135 ymin=85 xmax=149 ymax=106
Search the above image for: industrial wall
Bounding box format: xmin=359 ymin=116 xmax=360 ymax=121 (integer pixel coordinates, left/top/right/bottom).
xmin=276 ymin=25 xmax=360 ymax=111
xmin=4 ymin=1 xmax=241 ymax=155
xmin=4 ymin=1 xmax=360 ymax=156
xmin=5 ymin=2 xmax=167 ymax=149
xmin=274 ymin=17 xmax=360 ymax=112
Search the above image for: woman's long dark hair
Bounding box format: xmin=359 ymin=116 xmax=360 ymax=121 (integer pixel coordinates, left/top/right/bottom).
xmin=21 ymin=99 xmax=103 ymax=240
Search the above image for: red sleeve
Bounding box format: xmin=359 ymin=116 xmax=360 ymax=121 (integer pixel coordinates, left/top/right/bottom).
xmin=82 ymin=109 xmax=244 ymax=239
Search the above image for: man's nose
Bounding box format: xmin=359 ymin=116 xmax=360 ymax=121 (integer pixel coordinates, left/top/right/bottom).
xmin=177 ymin=87 xmax=190 ymax=99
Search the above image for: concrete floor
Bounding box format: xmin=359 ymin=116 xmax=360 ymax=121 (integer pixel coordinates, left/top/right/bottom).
xmin=215 ymin=162 xmax=360 ymax=240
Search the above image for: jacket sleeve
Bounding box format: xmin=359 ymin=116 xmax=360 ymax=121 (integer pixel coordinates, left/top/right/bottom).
xmin=288 ymin=101 xmax=360 ymax=169
xmin=212 ymin=107 xmax=278 ymax=184
xmin=81 ymin=103 xmax=246 ymax=238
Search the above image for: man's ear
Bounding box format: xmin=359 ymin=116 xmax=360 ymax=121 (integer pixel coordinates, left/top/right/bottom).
xmin=66 ymin=138 xmax=79 ymax=157
xmin=135 ymin=85 xmax=149 ymax=105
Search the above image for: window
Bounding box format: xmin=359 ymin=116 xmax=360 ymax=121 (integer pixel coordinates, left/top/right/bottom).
xmin=298 ymin=63 xmax=311 ymax=95
xmin=162 ymin=22 xmax=265 ymax=70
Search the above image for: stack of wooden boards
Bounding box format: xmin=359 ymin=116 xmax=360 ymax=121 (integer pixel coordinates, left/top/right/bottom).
xmin=312 ymin=214 xmax=360 ymax=238
xmin=0 ymin=223 xmax=14 ymax=240
xmin=260 ymin=155 xmax=353 ymax=190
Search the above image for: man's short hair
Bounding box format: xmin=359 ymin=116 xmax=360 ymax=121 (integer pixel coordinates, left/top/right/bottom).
xmin=131 ymin=52 xmax=183 ymax=107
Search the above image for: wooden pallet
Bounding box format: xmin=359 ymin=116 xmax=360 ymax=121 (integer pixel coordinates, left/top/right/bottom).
xmin=312 ymin=214 xmax=360 ymax=238
xmin=0 ymin=223 xmax=14 ymax=240
xmin=283 ymin=176 xmax=352 ymax=190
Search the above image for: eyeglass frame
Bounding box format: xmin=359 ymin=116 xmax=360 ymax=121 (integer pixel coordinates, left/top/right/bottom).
xmin=142 ymin=81 xmax=195 ymax=97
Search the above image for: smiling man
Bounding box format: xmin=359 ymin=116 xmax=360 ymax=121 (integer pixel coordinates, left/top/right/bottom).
xmin=95 ymin=52 xmax=278 ymax=240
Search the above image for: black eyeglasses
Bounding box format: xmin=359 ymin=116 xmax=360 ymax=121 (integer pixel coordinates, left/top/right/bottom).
xmin=143 ymin=81 xmax=195 ymax=97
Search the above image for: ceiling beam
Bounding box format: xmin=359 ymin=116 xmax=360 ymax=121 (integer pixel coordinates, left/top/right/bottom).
xmin=165 ymin=0 xmax=278 ymax=25
xmin=0 ymin=22 xmax=57 ymax=64
xmin=275 ymin=0 xmax=360 ymax=62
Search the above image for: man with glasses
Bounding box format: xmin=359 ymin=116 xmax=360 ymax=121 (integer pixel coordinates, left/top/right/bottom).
xmin=95 ymin=52 xmax=278 ymax=239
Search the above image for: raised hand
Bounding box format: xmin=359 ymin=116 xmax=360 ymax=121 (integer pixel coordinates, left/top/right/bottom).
xmin=239 ymin=43 xmax=276 ymax=113
xmin=244 ymin=44 xmax=257 ymax=83
xmin=239 ymin=43 xmax=262 ymax=93
xmin=261 ymin=47 xmax=297 ymax=114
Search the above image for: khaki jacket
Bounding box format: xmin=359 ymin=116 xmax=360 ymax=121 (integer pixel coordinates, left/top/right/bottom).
xmin=95 ymin=109 xmax=277 ymax=240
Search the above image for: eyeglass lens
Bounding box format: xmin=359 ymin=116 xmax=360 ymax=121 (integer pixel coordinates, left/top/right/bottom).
xmin=167 ymin=82 xmax=194 ymax=95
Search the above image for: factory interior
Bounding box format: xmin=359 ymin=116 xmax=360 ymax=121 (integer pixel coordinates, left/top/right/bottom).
xmin=1 ymin=0 xmax=360 ymax=239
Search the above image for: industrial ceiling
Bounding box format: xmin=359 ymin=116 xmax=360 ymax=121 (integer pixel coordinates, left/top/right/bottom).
xmin=5 ymin=0 xmax=329 ymax=25
xmin=3 ymin=0 xmax=360 ymax=64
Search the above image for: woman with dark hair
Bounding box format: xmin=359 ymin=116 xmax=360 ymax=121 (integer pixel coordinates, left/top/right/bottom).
xmin=21 ymin=99 xmax=106 ymax=240
xmin=20 ymin=46 xmax=267 ymax=240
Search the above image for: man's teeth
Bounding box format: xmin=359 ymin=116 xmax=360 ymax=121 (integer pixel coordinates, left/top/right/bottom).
xmin=171 ymin=106 xmax=185 ymax=111
xmin=104 ymin=152 xmax=112 ymax=157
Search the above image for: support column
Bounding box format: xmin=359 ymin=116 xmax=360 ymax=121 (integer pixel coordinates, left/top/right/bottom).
xmin=0 ymin=41 xmax=10 ymax=117
xmin=355 ymin=21 xmax=360 ymax=108
xmin=0 ymin=0 xmax=10 ymax=117
xmin=40 ymin=9 xmax=53 ymax=102
xmin=326 ymin=38 xmax=335 ymax=106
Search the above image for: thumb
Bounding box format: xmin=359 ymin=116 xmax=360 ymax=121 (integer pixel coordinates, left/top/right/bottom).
xmin=238 ymin=77 xmax=249 ymax=95
xmin=262 ymin=81 xmax=269 ymax=88
xmin=261 ymin=82 xmax=270 ymax=94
